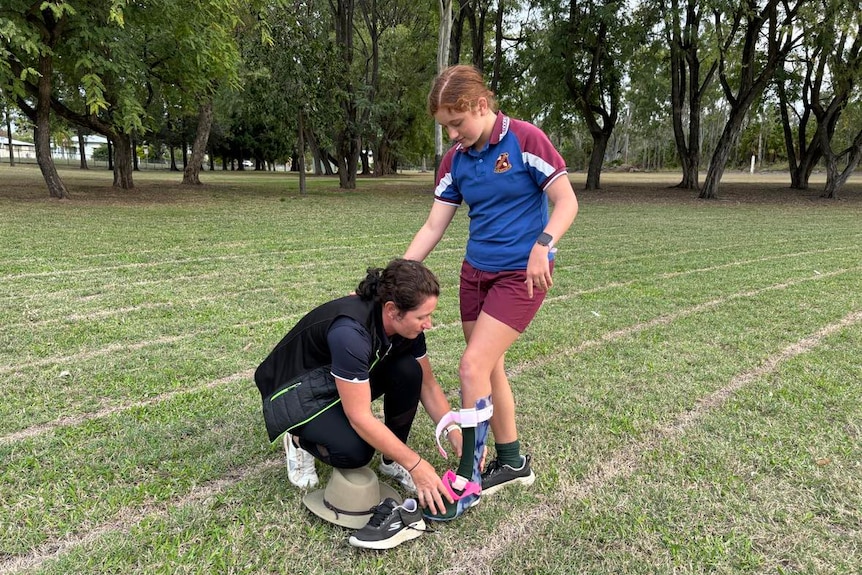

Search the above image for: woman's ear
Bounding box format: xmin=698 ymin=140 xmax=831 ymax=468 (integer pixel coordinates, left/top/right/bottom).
xmin=383 ymin=300 xmax=399 ymax=319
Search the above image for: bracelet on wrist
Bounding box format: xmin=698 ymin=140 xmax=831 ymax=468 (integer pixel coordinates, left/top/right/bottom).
xmin=442 ymin=423 xmax=460 ymax=440
xmin=407 ymin=456 xmax=422 ymax=473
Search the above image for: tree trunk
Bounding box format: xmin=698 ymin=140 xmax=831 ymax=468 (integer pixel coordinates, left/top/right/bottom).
xmin=490 ymin=0 xmax=504 ymax=93
xmin=360 ymin=145 xmax=371 ymax=175
xmin=700 ymin=113 xmax=745 ymax=199
xmin=5 ymin=103 xmax=15 ymax=166
xmin=333 ymin=0 xmax=358 ymax=190
xmin=298 ymin=107 xmax=307 ymax=195
xmin=112 ymin=133 xmax=135 ymax=189
xmin=77 ymin=127 xmax=88 ymax=169
xmin=375 ymin=139 xmax=397 ymax=176
xmin=702 ymin=0 xmax=805 ymax=198
xmin=585 ymin=131 xmax=610 ymax=190
xmin=183 ymin=100 xmax=213 ymax=185
xmin=35 ymin=51 xmax=69 ymax=199
xmin=666 ymin=0 xmax=714 ymax=190
xmin=820 ymin=127 xmax=862 ymax=199
xmin=435 ymin=0 xmax=454 ymax=176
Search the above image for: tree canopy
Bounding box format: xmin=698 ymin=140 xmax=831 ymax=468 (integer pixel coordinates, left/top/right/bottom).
xmin=2 ymin=0 xmax=860 ymax=199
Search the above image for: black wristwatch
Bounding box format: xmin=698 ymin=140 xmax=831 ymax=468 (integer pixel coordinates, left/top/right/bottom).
xmin=536 ymin=232 xmax=554 ymax=248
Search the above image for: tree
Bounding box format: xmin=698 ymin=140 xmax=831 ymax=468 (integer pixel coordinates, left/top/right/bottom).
xmin=700 ymin=0 xmax=811 ymax=199
xmin=661 ymin=0 xmax=718 ymax=189
xmin=331 ymin=0 xmax=360 ymax=189
xmin=535 ymin=0 xmax=634 ymax=190
xmin=357 ymin=0 xmax=435 ymax=175
xmin=434 ymin=0 xmax=454 ymax=172
xmin=814 ymin=8 xmax=862 ymax=198
xmin=2 ymin=1 xmax=72 ymax=198
xmin=2 ymin=93 xmax=17 ymax=166
xmin=2 ymin=0 xmax=242 ymax=195
xmin=776 ymin=0 xmax=860 ymax=192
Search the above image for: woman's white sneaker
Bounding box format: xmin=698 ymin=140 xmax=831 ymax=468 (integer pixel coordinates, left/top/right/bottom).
xmin=379 ymin=459 xmax=417 ymax=493
xmin=284 ymin=434 xmax=319 ymax=489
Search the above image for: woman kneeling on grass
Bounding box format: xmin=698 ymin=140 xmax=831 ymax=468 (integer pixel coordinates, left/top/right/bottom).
xmin=254 ymin=259 xmax=463 ymax=546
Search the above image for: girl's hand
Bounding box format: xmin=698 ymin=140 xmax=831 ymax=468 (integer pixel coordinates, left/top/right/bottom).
xmin=526 ymin=244 xmax=553 ymax=298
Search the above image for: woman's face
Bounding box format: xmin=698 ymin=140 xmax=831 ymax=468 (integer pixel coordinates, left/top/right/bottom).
xmin=385 ymin=295 xmax=437 ymax=339
xmin=434 ymin=98 xmax=492 ymax=150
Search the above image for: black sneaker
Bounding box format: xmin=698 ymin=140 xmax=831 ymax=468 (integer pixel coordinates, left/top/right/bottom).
xmin=348 ymin=498 xmax=427 ymax=550
xmin=481 ymin=454 xmax=536 ymax=496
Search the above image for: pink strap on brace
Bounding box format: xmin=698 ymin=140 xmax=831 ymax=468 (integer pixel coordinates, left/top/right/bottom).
xmin=441 ymin=470 xmax=482 ymax=501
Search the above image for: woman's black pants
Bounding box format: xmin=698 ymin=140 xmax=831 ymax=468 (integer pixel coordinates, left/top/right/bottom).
xmin=295 ymin=354 xmax=422 ymax=469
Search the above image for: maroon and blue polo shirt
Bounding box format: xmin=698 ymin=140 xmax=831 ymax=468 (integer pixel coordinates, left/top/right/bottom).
xmin=434 ymin=112 xmax=568 ymax=272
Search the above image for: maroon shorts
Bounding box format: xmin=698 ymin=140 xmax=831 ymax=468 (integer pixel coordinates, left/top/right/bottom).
xmin=459 ymin=260 xmax=553 ymax=333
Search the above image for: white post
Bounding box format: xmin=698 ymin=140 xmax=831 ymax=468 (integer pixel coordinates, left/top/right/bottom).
xmin=750 ymin=155 xmax=755 ymax=174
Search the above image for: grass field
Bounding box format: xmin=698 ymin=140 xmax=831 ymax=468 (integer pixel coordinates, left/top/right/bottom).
xmin=1 ymin=165 xmax=860 ymax=575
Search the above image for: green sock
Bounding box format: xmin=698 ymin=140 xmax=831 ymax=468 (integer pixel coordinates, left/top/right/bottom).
xmin=495 ymin=440 xmax=522 ymax=468
xmin=456 ymin=426 xmax=476 ymax=478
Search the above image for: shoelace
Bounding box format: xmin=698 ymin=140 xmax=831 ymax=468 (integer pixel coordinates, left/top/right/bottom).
xmin=366 ymin=499 xmax=398 ymax=528
xmin=482 ymin=460 xmax=502 ymax=478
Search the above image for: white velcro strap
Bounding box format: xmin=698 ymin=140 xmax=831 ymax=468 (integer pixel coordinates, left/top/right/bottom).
xmin=457 ymin=405 xmax=493 ymax=428
xmin=435 ymin=411 xmax=459 ymax=458
xmin=434 ymin=404 xmax=494 ymax=458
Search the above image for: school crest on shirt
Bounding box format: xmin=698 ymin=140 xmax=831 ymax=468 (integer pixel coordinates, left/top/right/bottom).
xmin=494 ymin=152 xmax=512 ymax=173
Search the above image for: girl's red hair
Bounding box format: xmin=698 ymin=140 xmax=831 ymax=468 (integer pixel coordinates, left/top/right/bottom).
xmin=428 ymin=65 xmax=498 ymax=115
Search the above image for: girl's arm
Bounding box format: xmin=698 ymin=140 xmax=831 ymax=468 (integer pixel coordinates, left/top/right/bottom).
xmin=404 ymin=202 xmax=458 ymax=262
xmin=526 ymin=175 xmax=579 ymax=297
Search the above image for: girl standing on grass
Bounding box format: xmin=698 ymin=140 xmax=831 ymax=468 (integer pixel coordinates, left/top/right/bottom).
xmin=404 ymin=64 xmax=579 ymax=520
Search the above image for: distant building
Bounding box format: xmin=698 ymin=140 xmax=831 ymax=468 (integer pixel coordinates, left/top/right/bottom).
xmin=0 ymin=133 xmax=36 ymax=159
xmin=1 ymin=131 xmax=109 ymax=161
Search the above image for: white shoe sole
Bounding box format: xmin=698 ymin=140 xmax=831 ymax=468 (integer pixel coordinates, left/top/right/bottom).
xmin=348 ymin=520 xmax=426 ymax=550
xmin=379 ymin=463 xmax=417 ymax=493
xmin=481 ymin=470 xmax=535 ymax=497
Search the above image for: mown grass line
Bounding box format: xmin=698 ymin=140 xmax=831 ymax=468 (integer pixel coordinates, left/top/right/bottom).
xmin=0 ymin=461 xmax=281 ymax=575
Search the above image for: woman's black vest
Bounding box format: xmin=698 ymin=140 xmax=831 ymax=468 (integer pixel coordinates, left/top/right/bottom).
xmin=254 ymin=296 xmax=384 ymax=443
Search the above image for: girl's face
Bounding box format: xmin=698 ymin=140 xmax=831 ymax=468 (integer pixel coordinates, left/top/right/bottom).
xmin=434 ymin=97 xmax=493 ymax=150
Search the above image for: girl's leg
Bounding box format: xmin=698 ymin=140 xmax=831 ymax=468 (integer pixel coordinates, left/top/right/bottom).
xmin=462 ymin=321 xmax=518 ymax=444
xmin=458 ymin=312 xmax=520 ymax=407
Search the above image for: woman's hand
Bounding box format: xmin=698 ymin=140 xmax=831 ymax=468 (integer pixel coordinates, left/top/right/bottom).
xmin=410 ymin=458 xmax=454 ymax=515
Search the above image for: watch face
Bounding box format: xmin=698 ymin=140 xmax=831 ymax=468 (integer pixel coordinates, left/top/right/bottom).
xmin=537 ymin=232 xmax=553 ymax=246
